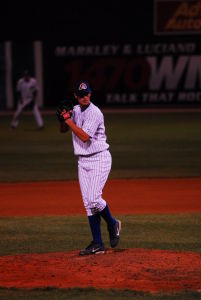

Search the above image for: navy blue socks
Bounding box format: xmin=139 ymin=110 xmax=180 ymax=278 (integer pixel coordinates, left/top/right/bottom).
xmin=100 ymin=205 xmax=116 ymax=227
xmin=88 ymin=205 xmax=116 ymax=244
xmin=88 ymin=214 xmax=102 ymax=245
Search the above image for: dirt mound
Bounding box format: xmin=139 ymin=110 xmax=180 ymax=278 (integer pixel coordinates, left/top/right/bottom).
xmin=0 ymin=248 xmax=201 ymax=293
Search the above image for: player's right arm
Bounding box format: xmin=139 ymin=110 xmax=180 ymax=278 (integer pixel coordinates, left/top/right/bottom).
xmin=57 ymin=105 xmax=89 ymax=141
xmin=65 ymin=118 xmax=90 ymax=142
xmin=58 ymin=117 xmax=89 ymax=142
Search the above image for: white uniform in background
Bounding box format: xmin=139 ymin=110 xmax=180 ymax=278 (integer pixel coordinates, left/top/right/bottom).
xmin=11 ymin=76 xmax=44 ymax=129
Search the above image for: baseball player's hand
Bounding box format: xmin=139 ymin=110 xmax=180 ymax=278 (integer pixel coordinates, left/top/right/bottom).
xmin=61 ymin=109 xmax=72 ymax=120
xmin=56 ymin=100 xmax=74 ymax=123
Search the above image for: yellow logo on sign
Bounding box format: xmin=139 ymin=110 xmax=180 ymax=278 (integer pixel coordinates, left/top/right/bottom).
xmin=165 ymin=1 xmax=201 ymax=31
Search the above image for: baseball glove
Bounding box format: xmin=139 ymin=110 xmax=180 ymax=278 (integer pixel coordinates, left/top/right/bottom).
xmin=56 ymin=100 xmax=74 ymax=123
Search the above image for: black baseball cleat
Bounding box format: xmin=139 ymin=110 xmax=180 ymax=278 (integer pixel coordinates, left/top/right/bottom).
xmin=79 ymin=241 xmax=105 ymax=256
xmin=108 ymin=220 xmax=121 ymax=248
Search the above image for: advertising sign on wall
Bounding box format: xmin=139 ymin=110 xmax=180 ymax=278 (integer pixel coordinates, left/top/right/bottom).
xmin=43 ymin=41 xmax=201 ymax=107
xmin=154 ymin=0 xmax=201 ymax=35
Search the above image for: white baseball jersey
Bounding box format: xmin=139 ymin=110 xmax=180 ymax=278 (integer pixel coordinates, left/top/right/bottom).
xmin=71 ymin=102 xmax=109 ymax=156
xmin=17 ymin=77 xmax=38 ymax=100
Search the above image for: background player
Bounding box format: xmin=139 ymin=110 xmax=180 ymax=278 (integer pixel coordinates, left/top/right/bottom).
xmin=11 ymin=70 xmax=44 ymax=130
xmin=57 ymin=80 xmax=121 ymax=255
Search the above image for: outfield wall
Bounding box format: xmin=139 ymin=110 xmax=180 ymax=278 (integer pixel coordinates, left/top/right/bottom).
xmin=0 ymin=1 xmax=201 ymax=109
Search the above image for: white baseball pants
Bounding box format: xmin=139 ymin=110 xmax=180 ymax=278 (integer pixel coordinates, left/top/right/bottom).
xmin=11 ymin=98 xmax=43 ymax=128
xmin=78 ymin=150 xmax=112 ymax=216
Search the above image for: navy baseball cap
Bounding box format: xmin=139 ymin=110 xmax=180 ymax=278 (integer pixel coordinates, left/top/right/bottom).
xmin=74 ymin=80 xmax=91 ymax=97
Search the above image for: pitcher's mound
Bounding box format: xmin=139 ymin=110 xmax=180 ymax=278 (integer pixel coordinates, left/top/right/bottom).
xmin=0 ymin=248 xmax=201 ymax=293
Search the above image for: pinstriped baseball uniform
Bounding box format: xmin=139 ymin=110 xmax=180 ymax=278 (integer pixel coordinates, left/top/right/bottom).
xmin=72 ymin=103 xmax=111 ymax=216
xmin=58 ymin=80 xmax=121 ymax=254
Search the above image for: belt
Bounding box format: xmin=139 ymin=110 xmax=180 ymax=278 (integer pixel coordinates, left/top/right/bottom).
xmin=78 ymin=149 xmax=109 ymax=158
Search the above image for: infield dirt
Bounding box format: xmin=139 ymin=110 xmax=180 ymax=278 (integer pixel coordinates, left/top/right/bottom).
xmin=0 ymin=178 xmax=201 ymax=216
xmin=0 ymin=249 xmax=201 ymax=293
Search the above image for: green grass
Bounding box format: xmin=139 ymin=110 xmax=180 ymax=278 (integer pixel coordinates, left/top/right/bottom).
xmin=0 ymin=214 xmax=200 ymax=256
xmin=0 ymin=288 xmax=201 ymax=300
xmin=0 ymin=112 xmax=201 ymax=182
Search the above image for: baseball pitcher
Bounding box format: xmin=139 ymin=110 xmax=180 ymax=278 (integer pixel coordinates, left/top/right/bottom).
xmin=56 ymin=80 xmax=121 ymax=255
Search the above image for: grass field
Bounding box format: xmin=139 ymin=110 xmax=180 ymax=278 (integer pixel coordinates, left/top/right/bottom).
xmin=0 ymin=111 xmax=201 ymax=299
xmin=0 ymin=214 xmax=201 ymax=256
xmin=1 ymin=288 xmax=201 ymax=300
xmin=0 ymin=112 xmax=201 ymax=182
